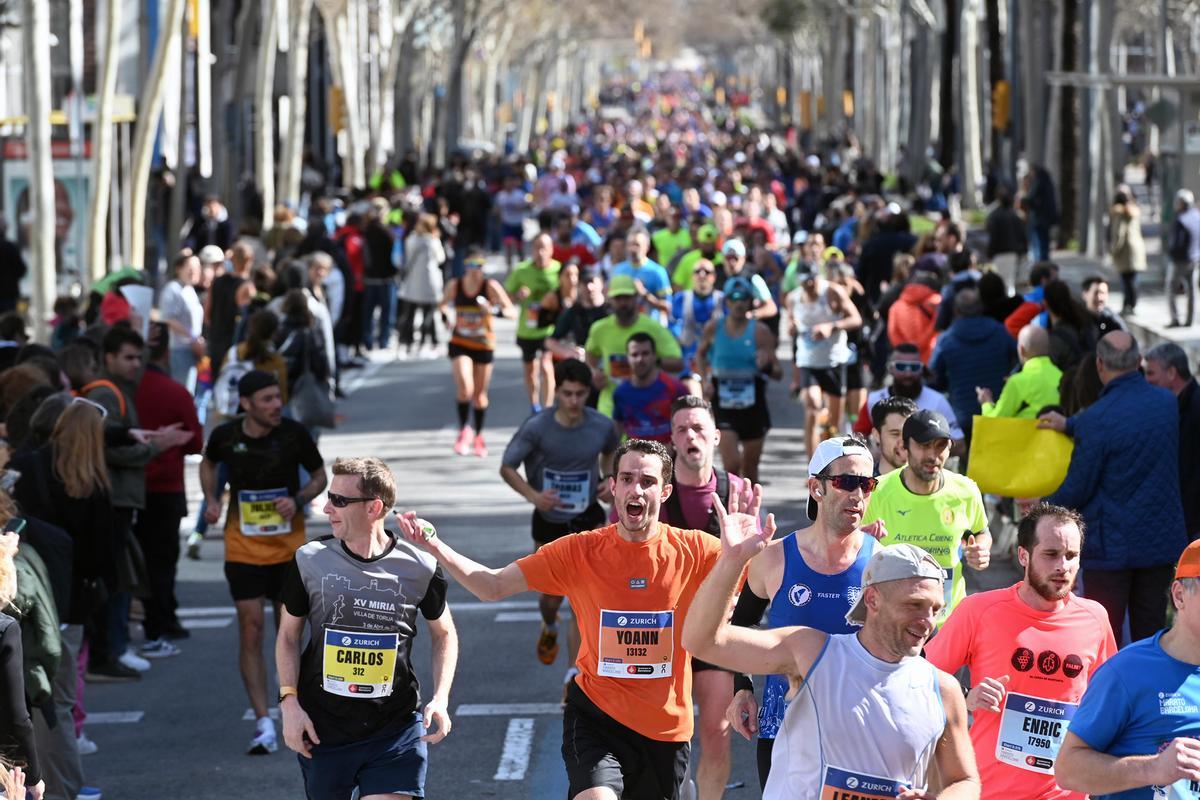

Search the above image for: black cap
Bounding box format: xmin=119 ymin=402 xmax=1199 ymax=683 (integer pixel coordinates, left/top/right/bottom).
xmin=238 ymin=369 xmax=279 ymax=398
xmin=579 ymin=263 xmax=602 ymax=282
xmin=902 ymin=409 xmax=952 ymax=444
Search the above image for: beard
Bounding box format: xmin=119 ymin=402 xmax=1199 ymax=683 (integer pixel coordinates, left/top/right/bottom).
xmin=891 ymin=380 xmax=922 ymax=400
xmin=1026 ymin=562 xmax=1074 ymax=602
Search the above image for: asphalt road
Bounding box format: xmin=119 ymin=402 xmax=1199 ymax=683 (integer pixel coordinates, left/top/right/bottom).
xmin=81 ymin=304 xmax=1018 ymax=799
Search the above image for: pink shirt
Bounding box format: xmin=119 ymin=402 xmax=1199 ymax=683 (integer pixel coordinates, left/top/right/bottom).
xmin=924 ymin=583 xmax=1117 ymax=800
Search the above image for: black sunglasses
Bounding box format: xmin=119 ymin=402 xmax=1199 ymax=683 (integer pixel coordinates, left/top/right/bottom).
xmin=328 ymin=493 xmax=376 ymax=508
xmin=891 ymin=361 xmax=923 ymax=374
xmin=820 ymin=474 xmax=879 ymax=494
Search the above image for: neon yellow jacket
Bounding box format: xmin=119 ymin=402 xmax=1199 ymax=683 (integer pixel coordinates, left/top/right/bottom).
xmin=981 ymin=354 xmax=1062 ymax=419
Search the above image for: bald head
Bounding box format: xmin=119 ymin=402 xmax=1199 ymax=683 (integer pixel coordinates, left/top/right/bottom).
xmin=1017 ymin=325 xmax=1050 ymax=360
xmin=1096 ymin=330 xmax=1140 ymax=381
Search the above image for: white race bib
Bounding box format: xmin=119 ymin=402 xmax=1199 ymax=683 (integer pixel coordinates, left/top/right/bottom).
xmin=995 ymin=691 xmax=1077 ymax=774
xmin=544 ymin=468 xmax=589 ymax=515
xmin=717 ymin=376 xmax=756 ymax=409
xmin=819 ymin=765 xmax=909 ymax=799
xmin=322 ymin=628 xmax=399 ymax=698
xmin=597 ymin=610 xmax=673 ymax=679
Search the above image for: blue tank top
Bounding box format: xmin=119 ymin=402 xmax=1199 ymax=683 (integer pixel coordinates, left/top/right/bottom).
xmin=757 ymin=531 xmax=877 ymax=739
xmin=710 ymin=318 xmax=757 ymax=376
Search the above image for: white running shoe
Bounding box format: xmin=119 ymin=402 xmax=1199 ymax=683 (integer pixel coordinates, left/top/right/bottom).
xmin=76 ymin=732 xmax=98 ymax=756
xmin=247 ymin=717 xmax=278 ymax=755
xmin=138 ymin=638 xmax=181 ymax=659
xmin=118 ymin=650 xmax=151 ymax=672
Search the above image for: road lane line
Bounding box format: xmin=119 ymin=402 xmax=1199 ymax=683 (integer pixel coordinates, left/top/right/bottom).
xmin=182 ymin=618 xmax=233 ymax=629
xmin=87 ymin=711 xmax=144 ymax=724
xmin=494 ymin=718 xmax=535 ymax=780
xmin=456 ymin=703 xmax=562 ymax=716
xmin=177 ymin=607 xmax=236 ymax=617
xmin=494 ymin=611 xmax=543 ymax=622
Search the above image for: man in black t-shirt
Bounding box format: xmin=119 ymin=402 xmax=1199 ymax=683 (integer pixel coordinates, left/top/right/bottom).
xmin=202 ymin=370 xmax=327 ymax=755
xmin=277 ymin=456 xmax=456 ymax=799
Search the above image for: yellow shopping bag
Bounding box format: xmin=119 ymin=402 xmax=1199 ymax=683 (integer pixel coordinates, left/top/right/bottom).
xmin=966 ymin=416 xmax=1074 ymax=498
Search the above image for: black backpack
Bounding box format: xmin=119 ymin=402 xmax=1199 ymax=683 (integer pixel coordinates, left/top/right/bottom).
xmin=661 ymin=467 xmax=730 ymax=536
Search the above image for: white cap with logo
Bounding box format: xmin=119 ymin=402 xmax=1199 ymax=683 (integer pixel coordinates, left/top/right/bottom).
xmin=806 ymin=436 xmax=873 ymax=520
xmin=844 ymin=543 xmax=945 ymax=627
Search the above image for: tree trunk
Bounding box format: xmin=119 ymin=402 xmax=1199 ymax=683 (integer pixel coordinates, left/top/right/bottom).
xmin=128 ymin=0 xmax=187 ymax=271
xmin=88 ymin=0 xmax=122 ymax=283
xmin=985 ymin=0 xmax=1004 ymax=170
xmin=279 ymin=0 xmax=313 ymax=207
xmin=318 ymin=1 xmax=366 ymax=188
xmin=939 ymin=0 xmax=959 ymax=168
xmin=22 ymin=0 xmax=55 ymax=338
xmin=960 ymin=0 xmax=984 ymax=209
xmin=254 ymin=0 xmax=278 ymax=225
xmin=1057 ymin=0 xmax=1079 ymax=248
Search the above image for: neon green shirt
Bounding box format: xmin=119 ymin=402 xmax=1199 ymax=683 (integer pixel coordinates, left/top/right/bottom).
xmin=672 ymin=249 xmax=723 ymax=289
xmin=861 ymin=467 xmax=988 ymax=622
xmin=981 ymin=355 xmax=1062 ymax=419
xmin=504 ymin=259 xmax=561 ymax=340
xmin=652 ymin=227 xmax=692 ymax=268
xmin=584 ymin=314 xmax=683 ymax=417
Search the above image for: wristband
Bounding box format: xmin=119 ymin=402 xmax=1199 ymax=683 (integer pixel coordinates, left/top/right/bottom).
xmin=733 ymin=673 xmax=754 ymax=694
xmin=278 ymin=686 xmax=298 ymax=703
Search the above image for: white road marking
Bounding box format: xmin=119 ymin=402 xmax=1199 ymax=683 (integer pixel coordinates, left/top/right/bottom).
xmin=451 ymin=600 xmax=541 ymax=612
xmin=182 ymin=617 xmax=233 ymax=629
xmin=242 ymin=708 xmax=281 ymax=721
xmin=87 ymin=711 xmax=144 ymax=724
xmin=494 ymin=611 xmax=543 ymax=622
xmin=177 ymin=607 xmax=236 ymax=617
xmin=456 ymin=703 xmax=562 ymax=717
xmin=493 ymin=718 xmax=535 ymax=781
xmin=342 ymin=359 xmax=386 ymax=396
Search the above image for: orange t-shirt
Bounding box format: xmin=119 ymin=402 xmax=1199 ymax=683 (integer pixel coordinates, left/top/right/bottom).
xmin=924 ymin=583 xmax=1117 ymax=800
xmin=517 ymin=524 xmax=721 ymax=742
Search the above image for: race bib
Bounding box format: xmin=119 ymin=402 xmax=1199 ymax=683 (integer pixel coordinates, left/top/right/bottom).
xmin=820 ymin=765 xmax=909 ymax=800
xmin=322 ymin=628 xmax=399 ymax=698
xmin=238 ymin=488 xmax=290 ymax=536
xmin=718 ymin=376 xmax=756 ymax=409
xmin=544 ymin=468 xmax=589 ymax=515
xmin=524 ymin=302 xmax=541 ymax=328
xmin=598 ymin=610 xmax=673 ymax=679
xmin=455 ymin=308 xmax=487 ymax=338
xmin=995 ymin=692 xmax=1078 ymax=774
xmin=608 ymin=353 xmax=631 ymax=380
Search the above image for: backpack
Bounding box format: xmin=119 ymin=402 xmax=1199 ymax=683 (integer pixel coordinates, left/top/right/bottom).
xmin=213 ymin=345 xmax=254 ymax=417
xmin=80 ymin=379 xmax=126 ymax=418
xmin=1169 ymin=217 xmax=1192 ymax=263
xmin=662 ymin=467 xmax=730 ymax=536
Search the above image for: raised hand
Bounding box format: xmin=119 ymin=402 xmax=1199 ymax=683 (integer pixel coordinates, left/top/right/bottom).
xmin=713 ymin=484 xmax=775 ymax=562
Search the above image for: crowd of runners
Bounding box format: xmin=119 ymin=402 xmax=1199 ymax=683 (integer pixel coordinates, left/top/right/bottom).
xmin=0 ymin=71 xmax=1198 ymax=800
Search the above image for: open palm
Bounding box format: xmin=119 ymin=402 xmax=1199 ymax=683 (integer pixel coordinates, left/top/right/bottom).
xmin=713 ymin=481 xmax=775 ymax=560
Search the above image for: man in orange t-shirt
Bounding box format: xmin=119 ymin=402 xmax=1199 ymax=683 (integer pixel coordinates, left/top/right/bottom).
xmin=924 ymin=502 xmax=1117 ymax=799
xmin=397 ymin=438 xmax=761 ymax=800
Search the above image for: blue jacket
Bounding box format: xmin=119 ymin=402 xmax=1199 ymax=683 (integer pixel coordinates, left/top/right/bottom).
xmin=929 ymin=316 xmax=1017 ymax=427
xmin=1048 ymin=371 xmax=1187 ymax=570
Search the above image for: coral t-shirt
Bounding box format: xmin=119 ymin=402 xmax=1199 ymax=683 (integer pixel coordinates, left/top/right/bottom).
xmin=924 ymin=583 xmax=1117 ymax=800
xmin=516 ymin=524 xmax=721 ymax=741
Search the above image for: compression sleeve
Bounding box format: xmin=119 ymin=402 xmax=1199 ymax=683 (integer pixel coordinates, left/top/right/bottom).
xmin=729 ymin=582 xmax=770 ymax=694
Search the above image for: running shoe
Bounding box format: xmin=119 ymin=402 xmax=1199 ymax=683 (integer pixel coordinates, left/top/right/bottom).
xmin=536 ymin=624 xmax=559 ymax=665
xmin=453 ymin=426 xmax=474 ymax=456
xmin=76 ymin=732 xmax=98 ymax=755
xmin=84 ymin=661 xmax=141 ymax=683
xmin=186 ymin=531 xmax=203 ymax=560
xmin=118 ymin=650 xmax=151 ymax=672
xmin=247 ymin=717 xmax=278 ymax=755
xmin=75 ymin=787 xmax=102 ymax=800
xmin=473 ymin=434 xmax=488 ymax=458
xmin=139 ymin=638 xmax=181 ymax=659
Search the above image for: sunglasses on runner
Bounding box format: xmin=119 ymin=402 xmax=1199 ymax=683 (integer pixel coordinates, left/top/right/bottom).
xmin=890 ymin=361 xmax=923 ymax=374
xmin=71 ymin=396 xmax=108 ymax=418
xmin=693 ymin=268 xmax=714 ymax=276
xmin=819 ymin=474 xmax=878 ymax=494
xmin=327 ymin=493 xmax=376 ymax=508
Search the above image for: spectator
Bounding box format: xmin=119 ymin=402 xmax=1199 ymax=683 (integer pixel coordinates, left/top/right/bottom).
xmin=158 ymin=253 xmax=206 ymax=393
xmin=934 ymin=249 xmax=982 ymax=332
xmin=984 ymin=186 xmax=1028 ymax=261
xmin=275 ymin=290 xmax=331 ymax=401
xmin=977 ymin=325 xmax=1062 ymax=420
xmin=1143 ymin=342 xmax=1200 ymax=541
xmin=50 ymin=296 xmax=82 ymax=350
xmin=1004 ymin=260 xmax=1059 ymax=337
xmin=185 ymin=195 xmax=236 ymax=252
xmin=0 ymin=218 xmax=27 ymax=314
xmin=887 ymin=271 xmax=941 ymax=364
xmin=361 ymin=202 xmax=397 ymax=352
xmin=977 ymin=270 xmax=1022 ymax=325
xmin=397 ymin=213 xmax=446 ymax=360
xmin=0 ymin=532 xmax=42 ymax=798
xmin=929 ymin=288 xmax=1017 ymax=450
xmin=333 ymin=212 xmax=369 ymax=362
xmin=1080 ymin=274 xmax=1126 ymax=336
xmin=1043 ymin=279 xmax=1098 ymax=373
xmin=1040 ymin=331 xmax=1188 ymax=644
xmin=1167 ymin=188 xmax=1200 ymax=326
xmin=206 ymin=242 xmax=255 ymax=375
xmin=1020 ymin=164 xmax=1058 ymax=262
xmin=1108 ymin=190 xmax=1147 ymax=317
xmin=231 ymin=311 xmax=289 ymax=405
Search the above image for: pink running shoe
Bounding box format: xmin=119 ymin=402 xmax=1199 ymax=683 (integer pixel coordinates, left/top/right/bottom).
xmin=453 ymin=426 xmax=473 ymax=455
xmin=473 ymin=434 xmax=488 ymax=458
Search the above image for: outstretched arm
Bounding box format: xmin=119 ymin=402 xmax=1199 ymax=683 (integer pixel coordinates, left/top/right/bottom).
xmin=395 ymin=512 xmax=529 ymax=602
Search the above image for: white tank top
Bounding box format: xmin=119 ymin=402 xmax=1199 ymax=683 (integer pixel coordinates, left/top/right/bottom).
xmin=791 ymin=280 xmax=850 ymax=368
xmin=764 ymin=632 xmax=945 ymax=800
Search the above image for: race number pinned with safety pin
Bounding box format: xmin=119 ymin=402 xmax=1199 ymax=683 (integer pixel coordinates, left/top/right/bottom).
xmin=238 ymin=488 xmax=290 ymax=536
xmin=995 ymin=691 xmax=1077 ymax=774
xmin=598 ymin=610 xmax=673 ymax=679
xmin=819 ymin=765 xmax=908 ymax=799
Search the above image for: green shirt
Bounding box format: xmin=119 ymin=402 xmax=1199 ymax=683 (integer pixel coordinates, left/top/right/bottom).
xmin=504 ymin=259 xmax=562 ymax=340
xmin=585 ymin=314 xmax=683 ymax=417
xmin=860 ymin=467 xmax=988 ymax=622
xmin=981 ymin=355 xmax=1063 ymax=420
xmin=652 ymin=227 xmax=692 ymax=268
xmin=672 ymin=249 xmax=723 ymax=289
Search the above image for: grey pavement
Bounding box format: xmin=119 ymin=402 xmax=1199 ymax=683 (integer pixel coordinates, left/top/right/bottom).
xmin=80 ymin=306 xmax=1018 ymax=799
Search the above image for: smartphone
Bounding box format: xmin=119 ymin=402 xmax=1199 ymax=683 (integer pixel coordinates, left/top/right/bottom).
xmin=4 ymin=517 xmax=27 ymax=536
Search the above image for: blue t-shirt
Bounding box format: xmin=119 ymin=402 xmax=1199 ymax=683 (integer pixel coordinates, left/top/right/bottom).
xmin=1069 ymin=630 xmax=1200 ymax=799
xmin=611 ymin=373 xmax=686 ymax=443
xmin=611 ymin=260 xmax=673 ymax=324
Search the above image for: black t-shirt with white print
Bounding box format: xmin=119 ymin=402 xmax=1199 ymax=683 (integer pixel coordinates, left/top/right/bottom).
xmin=281 ymin=531 xmax=448 ymax=745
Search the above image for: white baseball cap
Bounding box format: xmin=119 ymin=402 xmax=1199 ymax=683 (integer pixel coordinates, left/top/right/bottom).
xmin=198 ymin=245 xmax=225 ymax=265
xmin=806 ymin=436 xmax=873 ymax=520
xmin=845 ymin=544 xmax=945 ymax=626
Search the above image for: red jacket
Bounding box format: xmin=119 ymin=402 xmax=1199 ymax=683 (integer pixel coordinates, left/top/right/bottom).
xmin=888 ymin=282 xmax=941 ymax=364
xmin=135 ymin=364 xmax=203 ymax=494
xmin=336 ymin=225 xmax=368 ymax=292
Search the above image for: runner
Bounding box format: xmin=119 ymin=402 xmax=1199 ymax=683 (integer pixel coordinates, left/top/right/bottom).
xmin=545 ymin=264 xmax=610 ymax=368
xmin=496 ymin=174 xmax=531 ymax=268
xmin=504 ymin=233 xmax=561 ymax=413
xmin=668 ymin=258 xmax=723 ymax=378
xmin=924 ymin=503 xmax=1117 ymax=799
xmin=683 ymin=524 xmax=980 ymax=799
xmin=870 ymin=395 xmax=918 ymax=474
xmin=723 ymin=435 xmax=880 ymax=789
xmin=786 ymin=261 xmax=862 ymax=456
xmin=852 ymin=343 xmax=965 ymax=445
xmin=672 ymin=223 xmax=724 ymax=291
xmin=611 ymin=333 xmax=688 ymax=445
xmin=861 ymin=409 xmax=991 ymax=622
xmin=201 ymin=370 xmax=327 ymax=755
xmin=695 ymin=277 xmax=780 ymax=483
xmin=277 ymin=457 xmax=457 ymax=799
xmin=398 ymin=439 xmax=729 ymax=800
xmin=584 ymin=275 xmax=683 ymax=418
xmin=439 ymin=252 xmax=514 ymax=457
xmin=611 ymin=228 xmax=672 ymax=324
xmin=499 ymin=359 xmax=619 ymax=688
xmin=1056 ymin=538 xmax=1200 ymax=799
